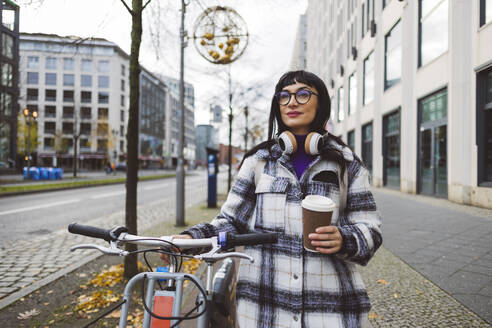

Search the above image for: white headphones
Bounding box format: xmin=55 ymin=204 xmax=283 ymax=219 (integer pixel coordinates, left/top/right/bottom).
xmin=277 ymin=131 xmax=325 ymax=155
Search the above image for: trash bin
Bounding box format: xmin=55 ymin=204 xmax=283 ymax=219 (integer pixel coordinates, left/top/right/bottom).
xmin=48 ymin=167 xmax=56 ymax=180
xmin=54 ymin=168 xmax=63 ymax=179
xmin=30 ymin=167 xmax=40 ymax=180
xmin=23 ymin=167 xmax=28 ymax=180
xmin=40 ymin=167 xmax=49 ymax=180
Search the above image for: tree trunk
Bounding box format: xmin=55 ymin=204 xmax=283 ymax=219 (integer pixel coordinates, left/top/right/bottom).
xmin=124 ymin=0 xmax=143 ymax=280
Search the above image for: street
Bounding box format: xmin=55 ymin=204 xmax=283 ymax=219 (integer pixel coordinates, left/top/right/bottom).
xmin=0 ymin=170 xmax=210 ymax=248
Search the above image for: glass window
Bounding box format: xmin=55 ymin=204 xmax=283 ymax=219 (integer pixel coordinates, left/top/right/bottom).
xmin=383 ymin=110 xmax=401 ymax=188
xmin=81 ymin=107 xmax=92 ymax=119
xmin=121 ymin=79 xmax=125 ymax=91
xmin=44 ymin=137 xmax=54 ymax=150
xmin=362 ymin=122 xmax=373 ymax=174
xmin=98 ymin=92 xmax=109 ymax=104
xmin=421 ymin=89 xmax=447 ymax=123
xmin=338 ymin=86 xmax=345 ymax=122
xmin=81 ymin=75 xmax=92 ymax=87
xmin=1 ymin=63 xmax=13 ymax=86
xmin=81 ymin=91 xmax=92 ymax=103
xmin=80 ymin=123 xmax=91 ymax=135
xmin=348 ymin=72 xmax=357 ymax=115
xmin=62 ymin=107 xmax=74 ymax=119
xmin=0 ymin=122 xmax=10 ymax=165
xmin=120 ymin=140 xmax=124 ymax=152
xmin=81 ymin=59 xmax=92 ymax=72
xmin=45 ymin=89 xmax=56 ymax=102
xmin=419 ymin=0 xmax=449 ymax=67
xmin=98 ymin=76 xmax=109 ymax=88
xmin=361 ymin=3 xmax=365 ymax=38
xmin=62 ymin=122 xmax=74 ymax=134
xmin=45 ymin=73 xmax=57 ymax=86
xmin=363 ymin=51 xmax=375 ymax=105
xmin=98 ymin=108 xmax=108 ymax=119
xmin=45 ymin=106 xmax=56 ymax=118
xmin=80 ymin=138 xmax=89 ymax=149
xmin=98 ymin=60 xmax=110 ymax=73
xmin=2 ymin=7 xmax=15 ymax=30
xmin=27 ymin=71 xmax=38 ymax=85
xmin=63 ymin=58 xmax=74 ymax=70
xmin=63 ymin=90 xmax=74 ymax=103
xmin=45 ymin=57 xmax=57 ymax=70
xmin=97 ymin=123 xmax=108 ymax=135
xmin=120 ymin=110 xmax=125 ymax=122
xmin=347 ymin=130 xmax=355 ymax=150
xmin=2 ymin=33 xmax=13 ymax=58
xmin=27 ymin=56 xmax=39 ymax=69
xmin=121 ymin=64 xmax=125 ymax=76
xmin=97 ymin=139 xmax=108 ymax=151
xmin=120 ymin=125 xmax=124 ymax=136
xmin=478 ymin=68 xmax=492 ymax=184
xmin=63 ymin=74 xmax=75 ymax=86
xmin=121 ymin=95 xmax=125 ymax=107
xmin=385 ymin=20 xmax=402 ymax=90
xmin=0 ymin=92 xmax=13 ymax=116
xmin=27 ymin=88 xmax=38 ymax=101
xmin=44 ymin=122 xmax=56 ymax=134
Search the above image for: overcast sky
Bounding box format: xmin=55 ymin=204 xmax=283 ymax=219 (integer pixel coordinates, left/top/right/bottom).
xmin=19 ymin=0 xmax=308 ymax=145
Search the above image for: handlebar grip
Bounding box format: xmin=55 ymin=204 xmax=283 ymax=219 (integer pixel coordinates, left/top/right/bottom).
xmin=68 ymin=223 xmax=113 ymax=242
xmin=225 ymin=232 xmax=278 ymax=248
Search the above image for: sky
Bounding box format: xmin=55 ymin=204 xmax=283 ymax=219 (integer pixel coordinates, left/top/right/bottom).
xmin=18 ymin=0 xmax=308 ymax=145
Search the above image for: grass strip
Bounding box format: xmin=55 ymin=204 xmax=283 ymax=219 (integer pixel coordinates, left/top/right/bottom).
xmin=0 ymin=173 xmax=176 ymax=195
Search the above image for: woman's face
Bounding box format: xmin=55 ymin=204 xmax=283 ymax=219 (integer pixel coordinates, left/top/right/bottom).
xmin=278 ymin=82 xmax=318 ymax=135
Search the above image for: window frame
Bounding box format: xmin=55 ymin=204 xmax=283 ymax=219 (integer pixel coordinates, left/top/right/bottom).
xmin=384 ymin=19 xmax=402 ymax=90
xmin=477 ymin=66 xmax=492 ymax=186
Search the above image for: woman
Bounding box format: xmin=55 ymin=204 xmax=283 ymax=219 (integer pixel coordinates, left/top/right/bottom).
xmin=173 ymin=70 xmax=381 ymax=327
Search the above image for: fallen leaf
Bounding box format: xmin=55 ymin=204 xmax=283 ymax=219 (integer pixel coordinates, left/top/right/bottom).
xmin=416 ymin=289 xmax=424 ymax=295
xmin=376 ymin=279 xmax=388 ymax=285
xmin=17 ymin=309 xmax=40 ymax=320
xmin=368 ymin=312 xmax=380 ymax=320
xmin=44 ymin=302 xmax=49 ymax=306
xmin=20 ymin=298 xmax=25 ymax=301
xmin=48 ymin=319 xmax=55 ymax=324
xmin=106 ymin=310 xmax=121 ymax=318
xmin=393 ymin=293 xmax=398 ymax=298
xmin=47 ymin=290 xmax=53 ymax=294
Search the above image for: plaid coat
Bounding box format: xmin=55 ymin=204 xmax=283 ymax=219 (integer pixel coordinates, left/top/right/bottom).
xmin=184 ymin=142 xmax=382 ymax=328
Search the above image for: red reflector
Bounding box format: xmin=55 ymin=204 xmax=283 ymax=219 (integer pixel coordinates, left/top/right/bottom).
xmin=150 ymin=295 xmax=174 ymax=328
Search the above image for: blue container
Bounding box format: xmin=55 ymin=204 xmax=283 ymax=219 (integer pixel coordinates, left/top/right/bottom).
xmin=54 ymin=168 xmax=62 ymax=179
xmin=40 ymin=167 xmax=49 ymax=180
xmin=48 ymin=167 xmax=56 ymax=180
xmin=23 ymin=167 xmax=28 ymax=179
xmin=29 ymin=167 xmax=40 ymax=180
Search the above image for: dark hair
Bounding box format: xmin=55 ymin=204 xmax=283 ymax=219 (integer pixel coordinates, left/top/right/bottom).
xmin=241 ymin=70 xmax=354 ymax=179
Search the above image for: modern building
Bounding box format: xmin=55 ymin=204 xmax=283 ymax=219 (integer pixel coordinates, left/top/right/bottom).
xmin=0 ymin=0 xmax=19 ymax=171
xmin=158 ymin=74 xmax=195 ymax=108
xmin=290 ymin=13 xmax=307 ymax=70
xmin=195 ymin=124 xmax=218 ymax=167
xmin=18 ymin=33 xmax=197 ymax=170
xmin=19 ymin=33 xmax=130 ymax=170
xmin=139 ymin=67 xmax=167 ymax=169
xmin=303 ymin=0 xmax=492 ymax=209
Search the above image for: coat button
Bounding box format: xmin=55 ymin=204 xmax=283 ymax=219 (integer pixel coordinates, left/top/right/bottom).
xmin=293 ymin=315 xmax=299 ymax=321
xmin=293 ymin=274 xmax=298 ymax=280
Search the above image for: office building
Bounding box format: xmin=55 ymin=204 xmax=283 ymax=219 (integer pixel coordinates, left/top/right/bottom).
xmin=195 ymin=124 xmax=218 ymax=167
xmin=0 ymin=0 xmax=19 ymax=171
xmin=303 ymin=0 xmax=492 ymax=209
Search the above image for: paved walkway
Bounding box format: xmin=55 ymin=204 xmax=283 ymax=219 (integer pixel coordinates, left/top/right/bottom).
xmin=0 ymin=182 xmax=491 ymax=326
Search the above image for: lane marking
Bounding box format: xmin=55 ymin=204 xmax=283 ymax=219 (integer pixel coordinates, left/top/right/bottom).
xmin=0 ymin=199 xmax=81 ymax=216
xmin=90 ymin=191 xmax=126 ymax=199
xmin=142 ymin=185 xmax=165 ymax=191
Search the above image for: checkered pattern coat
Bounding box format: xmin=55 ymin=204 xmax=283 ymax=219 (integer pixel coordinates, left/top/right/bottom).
xmin=184 ymin=142 xmax=382 ymax=328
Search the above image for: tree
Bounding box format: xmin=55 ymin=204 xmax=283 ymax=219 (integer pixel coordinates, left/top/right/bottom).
xmin=120 ymin=0 xmax=152 ymax=279
xmin=16 ymin=112 xmax=39 ymax=156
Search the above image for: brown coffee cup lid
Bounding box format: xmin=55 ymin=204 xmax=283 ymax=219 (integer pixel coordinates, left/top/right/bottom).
xmin=302 ymin=195 xmax=336 ymax=212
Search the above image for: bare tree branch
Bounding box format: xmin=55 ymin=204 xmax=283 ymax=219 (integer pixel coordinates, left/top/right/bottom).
xmin=142 ymin=0 xmax=152 ymax=11
xmin=119 ymin=0 xmax=133 ymax=15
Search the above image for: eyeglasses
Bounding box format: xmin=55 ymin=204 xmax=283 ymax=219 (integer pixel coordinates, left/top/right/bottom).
xmin=275 ymin=89 xmax=318 ymax=106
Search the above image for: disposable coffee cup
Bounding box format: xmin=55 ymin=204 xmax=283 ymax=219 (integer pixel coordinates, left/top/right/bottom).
xmin=301 ymin=195 xmax=336 ymax=252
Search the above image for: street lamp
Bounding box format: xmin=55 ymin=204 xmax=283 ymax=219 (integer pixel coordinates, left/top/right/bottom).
xmin=23 ymin=108 xmax=38 ymax=179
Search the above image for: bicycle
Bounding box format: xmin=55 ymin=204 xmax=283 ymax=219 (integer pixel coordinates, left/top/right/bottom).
xmin=68 ymin=223 xmax=278 ymax=328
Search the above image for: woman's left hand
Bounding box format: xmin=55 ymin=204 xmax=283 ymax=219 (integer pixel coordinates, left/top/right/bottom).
xmin=308 ymin=226 xmax=343 ymax=254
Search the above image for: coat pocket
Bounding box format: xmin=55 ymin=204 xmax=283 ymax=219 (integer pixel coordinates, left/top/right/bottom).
xmin=254 ymin=174 xmax=289 ymax=231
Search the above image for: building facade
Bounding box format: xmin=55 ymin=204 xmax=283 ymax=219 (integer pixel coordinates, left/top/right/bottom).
xmin=18 ymin=33 xmax=197 ymax=170
xmin=195 ymin=124 xmax=218 ymax=167
xmin=304 ymin=0 xmax=492 ymax=209
xmin=290 ymin=13 xmax=307 ymax=70
xmin=0 ymin=0 xmax=19 ymax=171
xmin=19 ymin=33 xmax=130 ymax=170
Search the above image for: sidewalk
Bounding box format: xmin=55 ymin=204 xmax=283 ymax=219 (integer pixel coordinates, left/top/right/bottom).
xmin=0 ymin=182 xmax=491 ymax=326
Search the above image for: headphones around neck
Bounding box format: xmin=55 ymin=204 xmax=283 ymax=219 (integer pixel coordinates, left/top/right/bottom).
xmin=277 ymin=131 xmax=326 ymax=155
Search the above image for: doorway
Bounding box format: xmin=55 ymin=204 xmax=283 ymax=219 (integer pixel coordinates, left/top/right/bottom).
xmin=418 ymin=89 xmax=448 ymax=197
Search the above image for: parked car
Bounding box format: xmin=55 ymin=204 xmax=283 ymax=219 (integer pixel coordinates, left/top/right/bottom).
xmin=115 ymin=162 xmax=127 ymax=172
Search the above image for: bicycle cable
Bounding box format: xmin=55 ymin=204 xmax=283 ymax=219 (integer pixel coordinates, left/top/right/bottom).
xmin=82 ymin=299 xmax=126 ymax=328
xmin=140 ymin=273 xmax=208 ymax=325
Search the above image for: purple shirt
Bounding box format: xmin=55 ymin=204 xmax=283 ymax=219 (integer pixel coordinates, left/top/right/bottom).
xmin=292 ymin=134 xmax=315 ymax=179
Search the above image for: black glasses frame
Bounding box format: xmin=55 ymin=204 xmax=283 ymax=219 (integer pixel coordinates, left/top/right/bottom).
xmin=275 ymin=89 xmax=319 ymax=105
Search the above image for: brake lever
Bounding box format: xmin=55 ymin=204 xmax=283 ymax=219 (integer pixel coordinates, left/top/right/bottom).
xmin=70 ymin=243 xmax=128 ymax=256
xmin=195 ymin=252 xmax=254 ymax=263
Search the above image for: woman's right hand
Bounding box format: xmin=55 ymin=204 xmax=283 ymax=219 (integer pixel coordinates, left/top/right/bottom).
xmin=159 ymin=234 xmax=193 ymax=265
